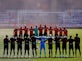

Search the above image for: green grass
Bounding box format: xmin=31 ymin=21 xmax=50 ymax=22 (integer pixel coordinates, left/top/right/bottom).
xmin=0 ymin=29 xmax=82 ymax=61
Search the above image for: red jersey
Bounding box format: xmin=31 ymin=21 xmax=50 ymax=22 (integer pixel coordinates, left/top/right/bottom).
xmin=54 ymin=28 xmax=59 ymax=35
xmin=44 ymin=27 xmax=48 ymax=33
xmin=59 ymin=28 xmax=63 ymax=36
xmin=39 ymin=27 xmax=43 ymax=33
xmin=30 ymin=28 xmax=34 ymax=35
xmin=14 ymin=28 xmax=18 ymax=35
xmin=63 ymin=29 xmax=68 ymax=36
xmin=24 ymin=28 xmax=28 ymax=34
xmin=49 ymin=28 xmax=53 ymax=34
xmin=19 ymin=28 xmax=23 ymax=35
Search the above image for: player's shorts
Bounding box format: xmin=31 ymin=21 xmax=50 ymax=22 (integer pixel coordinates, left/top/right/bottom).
xmin=39 ymin=33 xmax=42 ymax=36
xmin=56 ymin=43 xmax=60 ymax=49
xmin=62 ymin=44 xmax=66 ymax=50
xmin=14 ymin=34 xmax=17 ymax=37
xmin=25 ymin=45 xmax=29 ymax=50
xmin=69 ymin=45 xmax=73 ymax=50
xmin=75 ymin=44 xmax=80 ymax=49
xmin=11 ymin=44 xmax=15 ymax=50
xmin=48 ymin=44 xmax=52 ymax=49
xmin=4 ymin=45 xmax=8 ymax=49
xmin=17 ymin=44 xmax=22 ymax=50
xmin=55 ymin=34 xmax=58 ymax=36
xmin=44 ymin=32 xmax=47 ymax=36
xmin=32 ymin=44 xmax=36 ymax=49
xmin=24 ymin=34 xmax=28 ymax=37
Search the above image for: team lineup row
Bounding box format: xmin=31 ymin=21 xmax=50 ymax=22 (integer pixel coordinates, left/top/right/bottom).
xmin=14 ymin=25 xmax=68 ymax=37
xmin=3 ymin=33 xmax=81 ymax=58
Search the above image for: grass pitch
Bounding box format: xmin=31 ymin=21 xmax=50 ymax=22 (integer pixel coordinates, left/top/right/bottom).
xmin=0 ymin=29 xmax=82 ymax=61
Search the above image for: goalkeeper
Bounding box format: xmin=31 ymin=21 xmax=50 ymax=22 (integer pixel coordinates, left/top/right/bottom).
xmin=35 ymin=34 xmax=50 ymax=57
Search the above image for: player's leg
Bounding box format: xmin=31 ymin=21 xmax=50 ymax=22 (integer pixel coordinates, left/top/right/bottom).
xmin=27 ymin=49 xmax=29 ymax=57
xmin=13 ymin=48 xmax=15 ymax=56
xmin=40 ymin=47 xmax=42 ymax=57
xmin=78 ymin=46 xmax=81 ymax=56
xmin=44 ymin=47 xmax=46 ymax=57
xmin=24 ymin=48 xmax=26 ymax=55
xmin=48 ymin=45 xmax=50 ymax=57
xmin=35 ymin=48 xmax=37 ymax=56
xmin=65 ymin=47 xmax=67 ymax=55
xmin=49 ymin=49 xmax=50 ymax=57
xmin=55 ymin=46 xmax=57 ymax=56
xmin=51 ymin=49 xmax=53 ymax=56
xmin=3 ymin=46 xmax=6 ymax=55
xmin=62 ymin=46 xmax=64 ymax=56
xmin=20 ymin=47 xmax=22 ymax=55
xmin=32 ymin=49 xmax=34 ymax=57
xmin=59 ymin=45 xmax=61 ymax=55
xmin=69 ymin=48 xmax=71 ymax=56
xmin=10 ymin=47 xmax=12 ymax=55
xmin=72 ymin=47 xmax=74 ymax=56
xmin=7 ymin=46 xmax=8 ymax=55
xmin=17 ymin=47 xmax=19 ymax=56
xmin=75 ymin=46 xmax=77 ymax=56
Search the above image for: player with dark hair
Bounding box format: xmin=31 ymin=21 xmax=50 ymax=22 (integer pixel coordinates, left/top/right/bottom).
xmin=68 ymin=36 xmax=74 ymax=56
xmin=10 ymin=36 xmax=16 ymax=56
xmin=29 ymin=26 xmax=34 ymax=37
xmin=16 ymin=35 xmax=23 ymax=56
xmin=54 ymin=27 xmax=59 ymax=36
xmin=14 ymin=28 xmax=18 ymax=37
xmin=61 ymin=36 xmax=68 ymax=57
xmin=63 ymin=28 xmax=68 ymax=36
xmin=19 ymin=27 xmax=23 ymax=37
xmin=48 ymin=34 xmax=53 ymax=57
xmin=24 ymin=35 xmax=31 ymax=57
xmin=44 ymin=25 xmax=48 ymax=36
xmin=38 ymin=25 xmax=43 ymax=36
xmin=3 ymin=35 xmax=9 ymax=56
xmin=54 ymin=34 xmax=61 ymax=56
xmin=49 ymin=26 xmax=53 ymax=36
xmin=23 ymin=26 xmax=28 ymax=38
xmin=31 ymin=34 xmax=37 ymax=57
xmin=74 ymin=34 xmax=81 ymax=56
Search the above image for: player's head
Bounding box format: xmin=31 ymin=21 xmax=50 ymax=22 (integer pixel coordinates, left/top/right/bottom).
xmin=64 ymin=27 xmax=66 ymax=30
xmin=50 ymin=26 xmax=52 ymax=29
xmin=19 ymin=35 xmax=22 ymax=38
xmin=31 ymin=26 xmax=32 ymax=28
xmin=44 ymin=25 xmax=46 ymax=28
xmin=70 ymin=36 xmax=72 ymax=39
xmin=35 ymin=26 xmax=37 ymax=28
xmin=25 ymin=26 xmax=26 ymax=28
xmin=76 ymin=34 xmax=78 ymax=37
xmin=6 ymin=35 xmax=8 ymax=38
